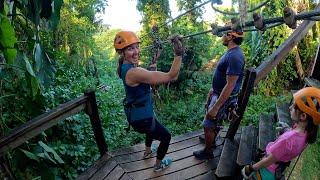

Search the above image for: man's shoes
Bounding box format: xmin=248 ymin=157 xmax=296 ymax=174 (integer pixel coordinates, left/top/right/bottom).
xmin=193 ymin=149 xmax=214 ymax=160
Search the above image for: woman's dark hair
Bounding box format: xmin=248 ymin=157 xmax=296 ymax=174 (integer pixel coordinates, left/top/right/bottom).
xmin=305 ymin=115 xmax=318 ymax=144
xmin=117 ymin=52 xmax=124 ymax=78
xmin=295 ymin=104 xmax=319 ymax=144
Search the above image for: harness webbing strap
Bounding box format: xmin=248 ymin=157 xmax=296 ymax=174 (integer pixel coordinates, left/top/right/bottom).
xmin=256 ymin=171 xmax=262 ymax=180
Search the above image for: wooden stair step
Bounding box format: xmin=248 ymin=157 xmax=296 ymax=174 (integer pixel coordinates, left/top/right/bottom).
xmin=111 ymin=130 xmax=203 ymax=157
xmin=236 ymin=125 xmax=257 ymax=166
xmin=215 ymin=137 xmax=240 ymax=177
xmin=276 ymin=102 xmax=292 ymax=127
xmin=151 ymin=157 xmax=219 ymax=180
xmin=258 ymin=114 xmax=276 ymax=151
xmin=304 ymin=77 xmax=320 ymax=88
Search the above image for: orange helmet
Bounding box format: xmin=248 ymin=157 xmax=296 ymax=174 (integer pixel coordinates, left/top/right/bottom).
xmin=227 ymin=31 xmax=245 ymax=38
xmin=114 ymin=31 xmax=140 ymax=50
xmin=294 ymin=87 xmax=320 ymax=125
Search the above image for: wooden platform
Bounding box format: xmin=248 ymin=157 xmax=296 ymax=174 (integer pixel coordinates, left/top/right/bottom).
xmin=78 ymin=128 xmax=239 ymax=180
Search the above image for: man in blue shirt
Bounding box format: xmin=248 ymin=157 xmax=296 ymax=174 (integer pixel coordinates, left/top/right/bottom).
xmin=194 ymin=29 xmax=245 ymax=160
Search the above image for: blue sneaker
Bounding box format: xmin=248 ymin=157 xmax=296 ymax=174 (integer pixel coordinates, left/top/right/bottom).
xmin=153 ymin=158 xmax=172 ymax=172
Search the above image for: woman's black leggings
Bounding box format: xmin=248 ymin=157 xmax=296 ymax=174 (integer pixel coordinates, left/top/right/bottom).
xmin=145 ymin=119 xmax=171 ymax=160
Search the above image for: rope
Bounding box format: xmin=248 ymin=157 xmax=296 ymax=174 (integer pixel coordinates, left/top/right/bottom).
xmin=211 ymin=0 xmax=271 ymax=16
xmin=287 ymin=152 xmax=302 ymax=180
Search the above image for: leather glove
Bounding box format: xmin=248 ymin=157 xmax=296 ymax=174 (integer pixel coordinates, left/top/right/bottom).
xmin=241 ymin=165 xmax=255 ymax=179
xmin=170 ymin=35 xmax=184 ymax=56
xmin=148 ymin=63 xmax=157 ymax=71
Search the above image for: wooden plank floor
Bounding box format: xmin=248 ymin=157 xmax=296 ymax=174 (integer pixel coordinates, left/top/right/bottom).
xmin=78 ymin=128 xmax=240 ymax=180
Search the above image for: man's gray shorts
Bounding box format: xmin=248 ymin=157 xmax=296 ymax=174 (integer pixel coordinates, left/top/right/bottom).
xmin=202 ymin=93 xmax=238 ymax=128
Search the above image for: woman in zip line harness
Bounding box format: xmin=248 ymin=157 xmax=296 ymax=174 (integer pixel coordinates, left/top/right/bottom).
xmin=114 ymin=31 xmax=184 ymax=172
xmin=242 ymin=87 xmax=320 ymax=180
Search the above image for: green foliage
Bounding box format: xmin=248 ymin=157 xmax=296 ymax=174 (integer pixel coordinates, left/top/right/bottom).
xmin=154 ymin=71 xmax=211 ymax=134
xmin=0 ymin=8 xmax=17 ymax=64
xmin=171 ymin=0 xmax=214 ymax=83
xmin=0 ymin=0 xmax=110 ymax=179
xmin=242 ymin=91 xmax=291 ymax=125
xmin=298 ymin=134 xmax=320 ymax=179
xmin=93 ymin=28 xmax=120 ymax=60
xmin=137 ymin=0 xmax=171 ymax=68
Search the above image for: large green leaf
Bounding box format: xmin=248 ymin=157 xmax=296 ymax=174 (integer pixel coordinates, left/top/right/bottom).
xmin=3 ymin=48 xmax=17 ymax=64
xmin=39 ymin=141 xmax=64 ymax=164
xmin=23 ymin=54 xmax=36 ymax=77
xmin=20 ymin=149 xmax=40 ymax=162
xmin=30 ymin=76 xmax=39 ymax=97
xmin=0 ymin=15 xmax=17 ymax=48
xmin=38 ymin=152 xmax=56 ymax=164
xmin=34 ymin=43 xmax=42 ymax=72
xmin=37 ymin=51 xmax=56 ymax=87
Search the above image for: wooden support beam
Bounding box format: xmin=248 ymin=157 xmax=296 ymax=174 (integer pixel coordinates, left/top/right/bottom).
xmin=254 ymin=10 xmax=319 ymax=85
xmin=0 ymin=96 xmax=88 ymax=156
xmin=226 ymin=68 xmax=256 ymax=140
xmin=84 ymin=91 xmax=108 ymax=156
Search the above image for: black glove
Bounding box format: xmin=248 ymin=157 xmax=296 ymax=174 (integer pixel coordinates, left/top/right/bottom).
xmin=242 ymin=165 xmax=255 ymax=179
xmin=170 ymin=35 xmax=184 ymax=56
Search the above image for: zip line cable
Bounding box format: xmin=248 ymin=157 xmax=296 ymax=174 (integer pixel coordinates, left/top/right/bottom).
xmin=140 ymin=0 xmax=213 ymax=41
xmin=141 ymin=0 xmax=270 ymax=41
xmin=140 ymin=8 xmax=320 ymax=51
xmin=165 ymin=0 xmax=213 ymax=26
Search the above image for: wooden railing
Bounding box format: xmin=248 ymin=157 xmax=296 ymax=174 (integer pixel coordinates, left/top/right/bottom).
xmin=0 ymin=91 xmax=108 ymax=157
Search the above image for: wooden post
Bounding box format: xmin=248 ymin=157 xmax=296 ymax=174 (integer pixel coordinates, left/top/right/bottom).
xmin=84 ymin=91 xmax=108 ymax=156
xmin=226 ymin=68 xmax=256 ymax=140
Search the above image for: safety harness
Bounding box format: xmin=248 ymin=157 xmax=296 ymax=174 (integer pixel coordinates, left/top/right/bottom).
xmin=121 ymin=64 xmax=156 ymax=133
xmin=123 ymin=95 xmax=155 ymax=132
